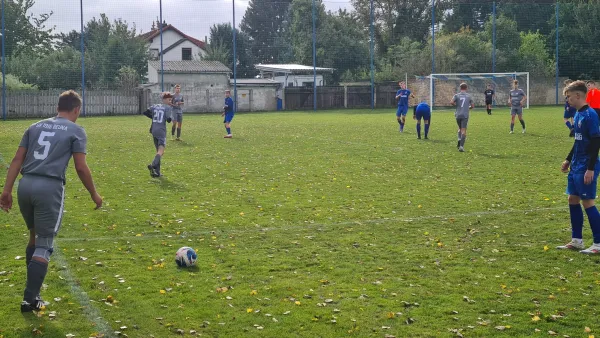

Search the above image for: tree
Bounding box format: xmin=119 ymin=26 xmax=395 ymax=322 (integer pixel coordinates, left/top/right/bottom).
xmin=203 ymin=23 xmax=255 ymax=78
xmin=116 ymin=66 xmax=140 ymax=89
xmin=0 ymin=72 xmax=37 ymax=90
xmin=240 ymin=0 xmax=293 ymax=64
xmin=518 ymin=32 xmax=554 ymax=78
xmin=2 ymin=0 xmax=54 ymax=56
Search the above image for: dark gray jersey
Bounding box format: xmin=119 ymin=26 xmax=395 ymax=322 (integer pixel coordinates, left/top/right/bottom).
xmin=172 ymin=94 xmax=184 ymax=113
xmin=452 ymin=92 xmax=473 ymax=118
xmin=19 ymin=117 xmax=87 ymax=183
xmin=149 ymin=104 xmax=172 ymax=138
xmin=510 ymin=89 xmax=525 ymax=107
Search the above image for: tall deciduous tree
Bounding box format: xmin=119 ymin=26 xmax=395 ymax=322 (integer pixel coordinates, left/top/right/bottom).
xmin=204 ymin=23 xmax=255 ymax=78
xmin=2 ymin=0 xmax=54 ymax=56
xmin=240 ymin=0 xmax=293 ymax=64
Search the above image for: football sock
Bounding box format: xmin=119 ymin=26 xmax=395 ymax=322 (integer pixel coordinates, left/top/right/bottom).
xmin=400 ymin=122 xmax=404 ymax=130
xmin=25 ymin=245 xmax=35 ymax=267
xmin=416 ymin=124 xmax=421 ymax=138
xmin=424 ymin=124 xmax=430 ymax=138
xmin=487 ymin=109 xmax=491 ymax=114
xmin=570 ymin=204 xmax=584 ymax=239
xmin=177 ymin=128 xmax=181 ymax=138
xmin=226 ymin=127 xmax=231 ymax=134
xmin=457 ymin=131 xmax=461 ymax=141
xmin=520 ymin=120 xmax=526 ymax=129
xmin=459 ymin=134 xmax=466 ymax=147
xmin=510 ymin=123 xmax=514 ymax=131
xmin=171 ymin=125 xmax=176 ymax=136
xmin=566 ymin=121 xmax=573 ymax=129
xmin=24 ymin=260 xmax=48 ymax=303
xmin=585 ymin=206 xmax=600 ymax=243
xmin=152 ymin=154 xmax=161 ymax=168
xmin=397 ymin=119 xmax=402 ymax=125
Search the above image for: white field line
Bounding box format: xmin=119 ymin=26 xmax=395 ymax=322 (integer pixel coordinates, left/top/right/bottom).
xmin=52 ymin=245 xmax=114 ymax=336
xmin=59 ymin=206 xmax=564 ymax=243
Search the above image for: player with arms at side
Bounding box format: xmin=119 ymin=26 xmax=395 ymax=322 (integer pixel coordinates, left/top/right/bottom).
xmin=395 ymin=81 xmax=415 ymax=133
xmin=223 ymin=90 xmax=235 ymax=138
xmin=558 ymin=80 xmax=600 ymax=254
xmin=413 ymin=100 xmax=431 ymax=140
xmin=586 ymin=81 xmax=600 ymax=116
xmin=143 ymin=92 xmax=173 ymax=178
xmin=0 ymin=90 xmax=102 ymax=312
xmin=484 ymin=84 xmax=495 ymax=115
xmin=451 ymin=83 xmax=474 ymax=152
xmin=508 ymin=80 xmax=527 ymax=134
xmin=563 ymin=79 xmax=577 ymax=137
xmin=170 ymin=85 xmax=184 ymax=141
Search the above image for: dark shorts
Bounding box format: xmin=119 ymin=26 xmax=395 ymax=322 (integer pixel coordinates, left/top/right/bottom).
xmin=511 ymin=107 xmax=523 ymax=116
xmin=567 ymin=171 xmax=599 ymax=199
xmin=224 ymin=113 xmax=234 ymax=123
xmin=153 ymin=136 xmax=166 ymax=150
xmin=485 ymin=99 xmax=492 ymax=105
xmin=173 ymin=112 xmax=183 ymax=123
xmin=456 ymin=117 xmax=468 ymax=129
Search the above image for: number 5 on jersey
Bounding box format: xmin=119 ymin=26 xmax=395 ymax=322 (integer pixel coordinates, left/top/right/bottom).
xmin=34 ymin=131 xmax=56 ymax=160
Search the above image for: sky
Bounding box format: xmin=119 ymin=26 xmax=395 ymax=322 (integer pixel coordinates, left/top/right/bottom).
xmin=29 ymin=0 xmax=353 ymax=42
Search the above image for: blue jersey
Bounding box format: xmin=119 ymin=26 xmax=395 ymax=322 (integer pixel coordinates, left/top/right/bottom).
xmin=564 ymin=98 xmax=577 ymax=119
xmin=396 ymin=89 xmax=411 ymax=107
xmin=224 ymin=97 xmax=234 ymax=113
xmin=415 ymin=102 xmax=431 ymax=115
xmin=571 ymin=106 xmax=600 ymax=174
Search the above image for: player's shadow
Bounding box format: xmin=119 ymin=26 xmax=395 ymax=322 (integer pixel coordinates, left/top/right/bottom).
xmin=155 ymin=177 xmax=188 ymax=191
xmin=177 ymin=265 xmax=200 ymax=272
xmin=19 ymin=314 xmax=66 ymax=338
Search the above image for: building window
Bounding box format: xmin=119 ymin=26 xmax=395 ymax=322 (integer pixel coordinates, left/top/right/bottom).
xmin=288 ymin=82 xmax=294 ymax=87
xmin=182 ymin=48 xmax=192 ymax=60
xmin=150 ymin=49 xmax=159 ymax=60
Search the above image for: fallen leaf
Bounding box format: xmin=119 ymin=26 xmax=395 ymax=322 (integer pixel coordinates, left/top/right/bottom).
xmin=65 ymin=334 xmax=75 ymax=338
xmin=250 ymin=290 xmax=258 ymax=295
xmin=294 ymin=301 xmax=301 ymax=305
xmin=585 ymin=327 xmax=592 ymax=333
xmin=247 ymin=308 xmax=253 ymax=313
xmin=532 ymin=315 xmax=541 ymax=322
xmin=544 ymin=245 xmax=549 ymax=251
xmin=548 ymin=331 xmax=557 ymax=336
xmin=160 ymin=290 xmax=166 ymax=294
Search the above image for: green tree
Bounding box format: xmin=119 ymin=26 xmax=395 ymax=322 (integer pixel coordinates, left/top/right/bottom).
xmin=2 ymin=0 xmax=54 ymax=56
xmin=240 ymin=0 xmax=293 ymax=64
xmin=0 ymin=72 xmax=37 ymax=90
xmin=204 ymin=23 xmax=255 ymax=78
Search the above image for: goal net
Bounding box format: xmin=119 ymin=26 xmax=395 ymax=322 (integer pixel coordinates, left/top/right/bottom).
xmin=413 ymin=72 xmax=530 ymax=110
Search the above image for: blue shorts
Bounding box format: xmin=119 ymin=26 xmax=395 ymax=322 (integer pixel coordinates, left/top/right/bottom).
xmin=567 ymin=171 xmax=599 ymax=199
xmin=224 ymin=113 xmax=234 ymax=123
xmin=415 ymin=111 xmax=430 ymax=121
xmin=396 ymin=106 xmax=408 ymax=117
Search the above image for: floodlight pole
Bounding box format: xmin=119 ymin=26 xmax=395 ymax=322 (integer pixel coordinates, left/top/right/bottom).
xmin=492 ymin=1 xmax=496 ymax=73
xmin=159 ymin=0 xmax=164 ymax=92
xmin=312 ymin=0 xmax=317 ymax=111
xmin=233 ymin=0 xmax=237 ymax=112
xmin=80 ymin=0 xmax=86 ymax=116
xmin=1 ymin=0 xmax=6 ymax=121
xmin=369 ymin=0 xmax=374 ymax=110
xmin=431 ymin=0 xmax=435 ymax=109
xmin=555 ymin=3 xmax=559 ymax=105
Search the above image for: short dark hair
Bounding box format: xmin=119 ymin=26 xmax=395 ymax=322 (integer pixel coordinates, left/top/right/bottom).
xmin=459 ymin=83 xmax=467 ymax=90
xmin=161 ymin=92 xmax=173 ymax=99
xmin=57 ymin=90 xmax=82 ymax=112
xmin=565 ymin=80 xmax=588 ymax=96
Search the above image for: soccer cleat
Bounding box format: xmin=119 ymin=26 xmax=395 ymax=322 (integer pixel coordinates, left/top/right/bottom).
xmin=417 ymin=136 xmax=421 ymax=139
xmin=176 ymin=137 xmax=182 ymax=141
xmin=21 ymin=298 xmax=46 ymax=313
xmin=147 ymin=164 xmax=158 ymax=178
xmin=424 ymin=136 xmax=428 ymax=140
xmin=580 ymin=243 xmax=600 ymax=254
xmin=556 ymin=240 xmax=585 ymax=250
xmin=509 ymin=130 xmax=514 ymax=134
xmin=224 ymin=134 xmax=233 ymax=138
xmin=458 ymin=146 xmax=465 ymax=152
xmin=457 ymin=141 xmax=460 ymax=149
xmin=522 ymin=128 xmax=526 ymax=134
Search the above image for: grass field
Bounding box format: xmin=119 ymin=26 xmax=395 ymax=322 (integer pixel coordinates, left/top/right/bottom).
xmin=1 ymin=107 xmax=600 ymax=338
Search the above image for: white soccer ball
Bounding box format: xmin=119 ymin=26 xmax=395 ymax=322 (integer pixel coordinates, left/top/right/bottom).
xmin=175 ymin=247 xmax=197 ymax=267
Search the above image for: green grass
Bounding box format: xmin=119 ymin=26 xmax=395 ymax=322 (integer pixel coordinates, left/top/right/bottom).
xmin=1 ymin=107 xmax=600 ymax=338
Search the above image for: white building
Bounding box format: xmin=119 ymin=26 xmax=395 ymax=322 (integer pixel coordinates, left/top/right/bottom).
xmin=141 ymin=23 xmax=207 ymax=62
xmin=255 ymin=64 xmax=334 ymax=88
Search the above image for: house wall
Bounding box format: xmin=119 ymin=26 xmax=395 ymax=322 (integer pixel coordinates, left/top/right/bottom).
xmin=147 ymin=30 xmax=206 ymax=61
xmin=273 ymin=74 xmax=325 ymax=87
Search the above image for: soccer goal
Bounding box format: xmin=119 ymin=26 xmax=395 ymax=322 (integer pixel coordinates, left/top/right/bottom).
xmin=414 ymin=72 xmax=530 ymax=110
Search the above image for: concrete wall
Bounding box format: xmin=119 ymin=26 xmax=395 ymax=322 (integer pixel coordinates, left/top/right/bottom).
xmin=147 ymin=70 xmax=230 ymax=88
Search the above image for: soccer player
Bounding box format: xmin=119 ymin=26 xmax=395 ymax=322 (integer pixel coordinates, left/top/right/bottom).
xmin=557 ymin=80 xmax=600 ymax=254
xmin=395 ymin=81 xmax=415 ymax=132
xmin=223 ymin=90 xmax=234 ymax=138
xmin=508 ymin=80 xmax=527 ymax=134
xmin=586 ymin=81 xmax=600 ymax=115
xmin=413 ymin=100 xmax=431 ymax=139
xmin=170 ymin=85 xmax=184 ymax=141
xmin=484 ymin=84 xmax=495 ymax=115
xmin=450 ymin=83 xmax=474 ymax=152
xmin=563 ymin=80 xmax=577 ymax=137
xmin=0 ymin=90 xmax=102 ymax=312
xmin=143 ymin=92 xmax=173 ymax=177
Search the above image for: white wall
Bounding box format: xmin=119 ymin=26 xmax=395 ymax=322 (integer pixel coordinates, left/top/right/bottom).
xmin=147 ymin=30 xmax=206 ymax=61
xmin=274 ymin=74 xmax=325 ymax=87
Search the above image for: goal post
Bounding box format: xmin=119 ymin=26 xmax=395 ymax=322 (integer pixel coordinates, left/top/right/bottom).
xmin=415 ymin=72 xmax=530 ymax=110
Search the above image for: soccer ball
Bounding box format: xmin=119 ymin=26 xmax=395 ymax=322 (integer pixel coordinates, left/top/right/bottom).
xmin=175 ymin=247 xmax=197 ymax=267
